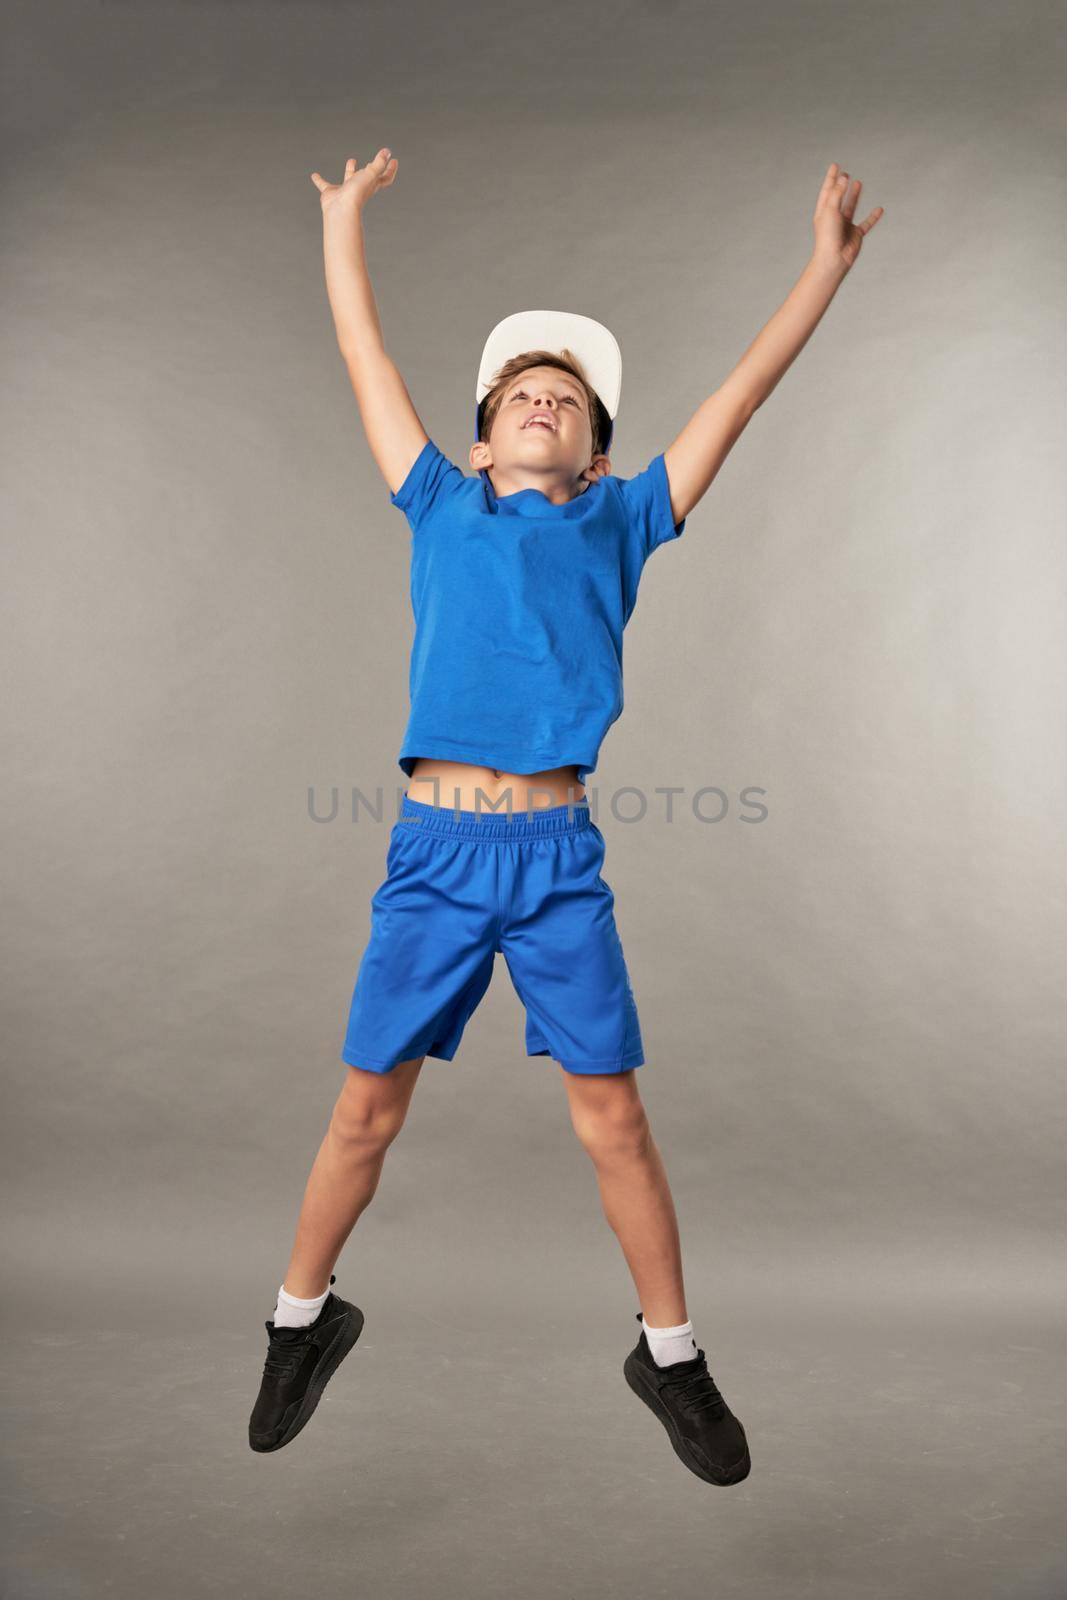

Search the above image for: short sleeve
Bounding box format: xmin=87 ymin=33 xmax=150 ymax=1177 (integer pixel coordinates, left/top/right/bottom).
xmin=614 ymin=453 xmax=687 ymax=562
xmin=390 ymin=438 xmax=466 ymax=534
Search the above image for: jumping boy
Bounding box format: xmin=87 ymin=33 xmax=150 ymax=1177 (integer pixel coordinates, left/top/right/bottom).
xmin=247 ymin=150 xmax=882 ymax=1482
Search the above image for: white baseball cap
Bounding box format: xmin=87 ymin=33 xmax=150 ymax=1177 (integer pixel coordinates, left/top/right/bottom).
xmin=474 ymin=309 xmax=621 ymax=455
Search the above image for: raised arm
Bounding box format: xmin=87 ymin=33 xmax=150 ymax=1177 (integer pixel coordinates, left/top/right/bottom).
xmin=663 ymin=162 xmax=885 ymax=525
xmin=310 ymin=149 xmax=430 ymax=498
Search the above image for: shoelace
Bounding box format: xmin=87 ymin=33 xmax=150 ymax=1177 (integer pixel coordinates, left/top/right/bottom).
xmin=263 ymin=1329 xmax=315 ymax=1381
xmin=659 ymin=1357 xmax=725 ymax=1417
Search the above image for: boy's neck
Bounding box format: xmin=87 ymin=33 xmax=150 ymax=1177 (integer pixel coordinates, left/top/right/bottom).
xmin=487 ymin=469 xmax=590 ymax=505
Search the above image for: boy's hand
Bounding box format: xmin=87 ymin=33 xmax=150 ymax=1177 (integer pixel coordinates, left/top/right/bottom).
xmin=310 ymin=149 xmax=399 ymax=220
xmin=812 ymin=162 xmax=884 ymax=271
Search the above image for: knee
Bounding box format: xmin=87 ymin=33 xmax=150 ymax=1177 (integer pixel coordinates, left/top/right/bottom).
xmin=573 ymin=1099 xmax=652 ymax=1164
xmin=330 ymin=1086 xmax=409 ymax=1155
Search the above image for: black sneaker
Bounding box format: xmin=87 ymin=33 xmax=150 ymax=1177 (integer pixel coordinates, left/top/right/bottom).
xmin=623 ymin=1312 xmax=751 ymax=1485
xmin=248 ymin=1276 xmax=365 ymax=1453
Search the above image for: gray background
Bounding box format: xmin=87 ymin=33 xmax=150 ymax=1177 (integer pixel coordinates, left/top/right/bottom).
xmin=3 ymin=0 xmax=1064 ymax=1596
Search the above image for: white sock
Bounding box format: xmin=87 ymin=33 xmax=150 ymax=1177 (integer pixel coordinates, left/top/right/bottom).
xmin=641 ymin=1315 xmax=698 ymax=1367
xmin=273 ymin=1280 xmax=331 ymax=1329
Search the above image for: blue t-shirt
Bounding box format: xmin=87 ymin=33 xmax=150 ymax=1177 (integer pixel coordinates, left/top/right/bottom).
xmin=388 ymin=439 xmax=687 ymax=782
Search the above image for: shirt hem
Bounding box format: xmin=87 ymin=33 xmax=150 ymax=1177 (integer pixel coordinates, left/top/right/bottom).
xmin=399 ymin=737 xmax=597 ymax=780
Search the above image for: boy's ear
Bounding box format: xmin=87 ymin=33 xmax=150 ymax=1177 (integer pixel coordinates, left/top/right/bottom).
xmin=581 ymin=453 xmax=612 ymax=484
xmin=470 ymin=440 xmax=492 ymax=472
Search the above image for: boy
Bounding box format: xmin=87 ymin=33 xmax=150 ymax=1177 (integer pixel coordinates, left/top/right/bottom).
xmin=248 ymin=149 xmax=882 ymax=1480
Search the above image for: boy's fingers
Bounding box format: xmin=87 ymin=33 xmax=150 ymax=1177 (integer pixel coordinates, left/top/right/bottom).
xmin=311 ymin=149 xmax=395 ymax=195
xmin=815 ymin=162 xmax=839 ymax=211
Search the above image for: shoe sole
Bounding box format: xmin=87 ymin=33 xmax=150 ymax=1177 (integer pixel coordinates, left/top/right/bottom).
xmin=623 ymin=1351 xmax=751 ymax=1486
xmin=249 ymin=1304 xmax=365 ymax=1454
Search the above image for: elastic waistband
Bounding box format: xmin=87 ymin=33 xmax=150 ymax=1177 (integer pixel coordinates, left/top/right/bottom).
xmin=397 ymin=794 xmax=591 ymax=842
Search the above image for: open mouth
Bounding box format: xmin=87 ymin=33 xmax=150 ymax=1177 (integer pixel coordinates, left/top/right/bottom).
xmin=523 ymin=418 xmax=556 ymax=433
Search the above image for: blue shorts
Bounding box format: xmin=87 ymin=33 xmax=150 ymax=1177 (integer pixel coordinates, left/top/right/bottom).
xmin=341 ymin=796 xmax=645 ymax=1076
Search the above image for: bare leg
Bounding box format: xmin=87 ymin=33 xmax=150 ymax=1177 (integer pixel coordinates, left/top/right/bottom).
xmin=279 ymin=1057 xmax=424 ymax=1298
xmin=561 ymin=1066 xmax=688 ymax=1327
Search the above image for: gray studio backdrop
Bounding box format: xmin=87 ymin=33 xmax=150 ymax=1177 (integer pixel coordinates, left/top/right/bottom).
xmin=3 ymin=2 xmax=1064 ymax=1598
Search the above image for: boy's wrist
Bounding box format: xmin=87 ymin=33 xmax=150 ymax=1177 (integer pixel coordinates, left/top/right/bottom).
xmin=807 ymin=250 xmax=850 ymax=286
xmin=322 ymin=204 xmax=366 ymax=238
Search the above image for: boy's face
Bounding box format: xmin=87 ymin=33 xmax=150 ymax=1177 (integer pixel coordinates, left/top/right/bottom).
xmin=470 ymin=366 xmax=612 ymax=492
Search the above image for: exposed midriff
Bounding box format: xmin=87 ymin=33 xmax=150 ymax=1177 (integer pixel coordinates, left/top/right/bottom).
xmin=406 ymin=758 xmax=587 ymax=813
